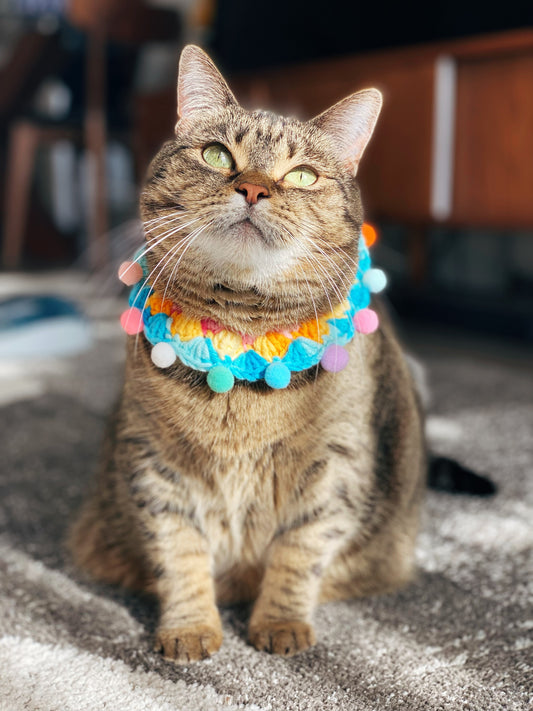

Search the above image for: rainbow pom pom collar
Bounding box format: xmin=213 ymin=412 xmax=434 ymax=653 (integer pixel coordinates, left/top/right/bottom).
xmin=118 ymin=223 xmax=386 ymax=393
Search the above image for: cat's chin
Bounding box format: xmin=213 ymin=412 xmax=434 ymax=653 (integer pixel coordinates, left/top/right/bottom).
xmin=190 ymin=224 xmax=296 ymax=287
xmin=229 ymin=218 xmax=266 ymax=243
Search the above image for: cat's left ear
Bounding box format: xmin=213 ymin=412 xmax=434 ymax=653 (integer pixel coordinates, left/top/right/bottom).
xmin=311 ymin=89 xmax=382 ymax=175
xmin=176 ymin=45 xmax=237 ymax=129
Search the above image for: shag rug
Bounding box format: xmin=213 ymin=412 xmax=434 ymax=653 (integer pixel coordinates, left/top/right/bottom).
xmin=0 ymin=273 xmax=531 ymax=711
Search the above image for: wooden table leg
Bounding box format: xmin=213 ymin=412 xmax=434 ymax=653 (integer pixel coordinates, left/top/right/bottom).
xmin=2 ymin=121 xmax=40 ymax=269
xmin=84 ymin=29 xmax=108 ymax=271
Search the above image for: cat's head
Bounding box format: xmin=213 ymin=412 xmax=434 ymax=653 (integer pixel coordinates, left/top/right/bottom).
xmin=140 ymin=45 xmax=381 ymax=336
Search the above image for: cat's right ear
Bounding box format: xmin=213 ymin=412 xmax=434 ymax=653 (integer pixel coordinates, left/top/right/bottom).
xmin=311 ymin=89 xmax=383 ymax=175
xmin=176 ymin=45 xmax=237 ymax=130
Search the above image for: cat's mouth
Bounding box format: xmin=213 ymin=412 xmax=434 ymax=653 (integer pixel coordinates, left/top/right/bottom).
xmin=229 ymin=217 xmax=272 ymax=245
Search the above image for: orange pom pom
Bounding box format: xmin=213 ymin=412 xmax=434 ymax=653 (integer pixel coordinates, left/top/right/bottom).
xmin=362 ymin=223 xmax=377 ymax=247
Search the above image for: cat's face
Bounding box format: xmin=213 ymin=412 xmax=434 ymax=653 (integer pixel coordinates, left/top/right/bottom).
xmin=140 ymin=46 xmax=381 ymax=335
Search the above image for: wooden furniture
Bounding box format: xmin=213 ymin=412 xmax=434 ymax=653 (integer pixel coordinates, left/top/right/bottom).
xmin=1 ymin=2 xmax=179 ymax=271
xmin=232 ymin=29 xmax=533 ymax=281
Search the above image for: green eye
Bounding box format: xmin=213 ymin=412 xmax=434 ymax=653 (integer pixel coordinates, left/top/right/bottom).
xmin=284 ymin=166 xmax=318 ymax=187
xmin=202 ymin=143 xmax=234 ymax=169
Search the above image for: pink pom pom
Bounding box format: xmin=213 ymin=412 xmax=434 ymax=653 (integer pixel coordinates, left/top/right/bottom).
xmin=118 ymin=260 xmax=143 ymax=285
xmin=120 ymin=307 xmax=144 ymax=335
xmin=321 ymin=344 xmax=349 ymax=372
xmin=353 ymin=308 xmax=379 ymax=334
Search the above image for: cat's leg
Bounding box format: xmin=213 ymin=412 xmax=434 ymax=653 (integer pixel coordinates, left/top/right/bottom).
xmin=69 ymin=438 xmax=153 ymax=591
xmin=69 ymin=492 xmax=151 ymax=590
xmin=319 ymin=512 xmax=420 ymax=601
xmin=117 ymin=420 xmax=223 ymax=661
xmin=248 ymin=512 xmax=347 ymax=657
xmin=148 ymin=516 xmax=223 ymax=664
xmin=123 ymin=456 xmax=223 ymax=661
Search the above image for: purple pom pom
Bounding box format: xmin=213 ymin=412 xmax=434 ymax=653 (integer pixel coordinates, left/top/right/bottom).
xmin=320 ymin=344 xmax=349 ymax=373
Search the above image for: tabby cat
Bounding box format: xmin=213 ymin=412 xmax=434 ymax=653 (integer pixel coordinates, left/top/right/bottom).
xmin=70 ymin=45 xmax=425 ymax=663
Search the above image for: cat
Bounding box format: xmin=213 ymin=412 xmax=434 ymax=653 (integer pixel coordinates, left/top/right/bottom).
xmin=69 ymin=45 xmax=426 ymax=663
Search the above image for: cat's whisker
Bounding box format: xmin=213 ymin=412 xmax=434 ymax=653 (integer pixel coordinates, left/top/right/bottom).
xmin=130 ymin=220 xmax=198 ymax=311
xmin=161 ymin=221 xmax=214 ymax=304
xmin=310 ymin=242 xmax=358 ymax=285
xmin=132 ymin=219 xmax=212 ymax=354
xmin=124 ymin=217 xmax=203 ymax=283
xmin=281 ymin=217 xmax=348 ymax=304
xmin=297 ymin=217 xmax=359 ymax=273
xmin=142 ymin=214 xmax=193 ymax=240
xmin=296 ymin=219 xmax=355 ymax=284
xmin=133 ymin=238 xmax=187 ymax=356
xmin=141 ymin=219 xmax=194 ymax=249
xmin=312 ymin=236 xmax=359 ymax=273
xmin=279 ymin=226 xmax=323 ymax=361
xmin=294 ymin=236 xmax=343 ymax=315
xmin=142 ymin=212 xmax=190 ymax=231
xmin=132 ymin=221 xmax=213 ymax=358
xmin=298 ymin=256 xmax=323 ymax=386
xmin=142 ymin=211 xmax=193 ymax=235
xmin=164 ymin=222 xmax=215 ymax=305
xmin=297 ymin=224 xmax=369 ymax=375
xmin=298 ymin=246 xmax=357 ymax=382
xmin=307 ymin=243 xmax=351 ymax=302
xmin=303 ymin=237 xmax=351 ymax=301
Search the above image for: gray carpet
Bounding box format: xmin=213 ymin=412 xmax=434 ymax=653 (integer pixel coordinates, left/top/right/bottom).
xmin=0 ymin=274 xmax=531 ymax=710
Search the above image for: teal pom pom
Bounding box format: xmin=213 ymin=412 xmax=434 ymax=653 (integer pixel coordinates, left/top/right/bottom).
xmin=363 ymin=268 xmax=387 ymax=293
xmin=207 ymin=365 xmax=235 ymax=393
xmin=264 ymin=361 xmax=291 ymax=389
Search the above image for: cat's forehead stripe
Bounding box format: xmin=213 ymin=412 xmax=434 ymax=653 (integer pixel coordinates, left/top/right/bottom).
xmin=226 ymin=114 xmax=319 ymax=173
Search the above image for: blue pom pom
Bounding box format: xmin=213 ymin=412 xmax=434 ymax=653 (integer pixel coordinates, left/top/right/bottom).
xmin=363 ymin=268 xmax=387 ymax=293
xmin=207 ymin=365 xmax=235 ymax=393
xmin=264 ymin=361 xmax=291 ymax=389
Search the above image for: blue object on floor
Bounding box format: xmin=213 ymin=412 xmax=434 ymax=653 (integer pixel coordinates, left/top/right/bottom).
xmin=0 ymin=295 xmax=92 ymax=359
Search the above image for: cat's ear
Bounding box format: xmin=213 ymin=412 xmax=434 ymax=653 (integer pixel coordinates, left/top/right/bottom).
xmin=311 ymin=89 xmax=382 ymax=175
xmin=176 ymin=45 xmax=237 ymax=128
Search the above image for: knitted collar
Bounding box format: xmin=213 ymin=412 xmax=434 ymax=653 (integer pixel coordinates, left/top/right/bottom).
xmin=118 ymin=223 xmax=386 ymax=393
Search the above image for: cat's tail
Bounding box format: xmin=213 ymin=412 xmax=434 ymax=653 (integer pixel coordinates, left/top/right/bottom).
xmin=428 ymin=455 xmax=497 ymax=496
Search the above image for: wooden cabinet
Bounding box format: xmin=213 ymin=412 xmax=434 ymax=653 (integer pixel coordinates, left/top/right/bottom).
xmin=453 ymin=50 xmax=533 ymax=227
xmin=232 ymin=29 xmax=533 ymax=231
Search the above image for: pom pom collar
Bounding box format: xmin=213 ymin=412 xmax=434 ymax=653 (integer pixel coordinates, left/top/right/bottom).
xmin=119 ymin=224 xmax=385 ymax=393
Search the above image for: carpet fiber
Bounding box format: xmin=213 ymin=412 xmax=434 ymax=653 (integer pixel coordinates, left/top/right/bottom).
xmin=0 ymin=277 xmax=531 ymax=710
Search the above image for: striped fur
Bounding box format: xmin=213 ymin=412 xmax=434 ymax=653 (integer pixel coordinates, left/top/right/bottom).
xmin=70 ymin=46 xmax=425 ymax=662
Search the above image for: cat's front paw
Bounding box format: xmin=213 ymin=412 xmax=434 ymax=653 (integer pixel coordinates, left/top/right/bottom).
xmin=155 ymin=624 xmax=223 ymax=664
xmin=248 ymin=620 xmax=316 ymax=657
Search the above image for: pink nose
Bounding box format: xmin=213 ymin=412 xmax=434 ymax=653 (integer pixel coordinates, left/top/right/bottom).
xmin=236 ymin=182 xmax=270 ymax=205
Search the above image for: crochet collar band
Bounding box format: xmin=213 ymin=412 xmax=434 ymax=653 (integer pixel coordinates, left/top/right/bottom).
xmin=118 ymin=223 xmax=386 ymax=393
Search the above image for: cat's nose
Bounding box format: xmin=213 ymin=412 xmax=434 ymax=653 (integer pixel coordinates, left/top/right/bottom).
xmin=236 ymin=182 xmax=270 ymax=205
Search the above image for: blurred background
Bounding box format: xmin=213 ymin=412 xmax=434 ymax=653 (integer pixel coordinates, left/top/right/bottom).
xmin=1 ymin=0 xmax=533 ymax=351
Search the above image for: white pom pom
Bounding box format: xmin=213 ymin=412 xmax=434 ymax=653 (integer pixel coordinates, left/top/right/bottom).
xmin=363 ymin=268 xmax=387 ymax=293
xmin=151 ymin=342 xmax=176 ymax=368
